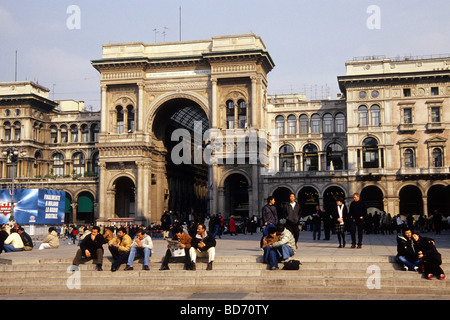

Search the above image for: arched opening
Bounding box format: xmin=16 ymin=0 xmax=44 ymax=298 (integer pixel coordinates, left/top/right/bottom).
xmin=361 ymin=185 xmax=384 ymax=212
xmin=298 ymin=186 xmax=319 ymax=216
xmin=399 ymin=185 xmax=423 ymax=215
xmin=77 ymin=191 xmax=95 ymax=224
xmin=427 ymin=185 xmax=450 ymax=216
xmin=323 ymin=186 xmax=346 ymax=212
xmin=152 ymin=98 xmax=209 ymax=223
xmin=114 ymin=176 xmax=135 ymax=218
xmin=224 ymin=173 xmax=249 ymax=218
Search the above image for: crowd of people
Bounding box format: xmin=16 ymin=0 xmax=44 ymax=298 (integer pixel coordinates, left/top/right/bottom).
xmin=0 ymin=194 xmax=447 ymax=280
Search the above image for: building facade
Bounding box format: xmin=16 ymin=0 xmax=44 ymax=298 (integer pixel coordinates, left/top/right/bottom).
xmin=1 ymin=36 xmax=449 ymax=227
xmin=0 ymin=81 xmax=100 ymax=225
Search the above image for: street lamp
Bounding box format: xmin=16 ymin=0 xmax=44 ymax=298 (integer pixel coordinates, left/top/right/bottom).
xmin=2 ymin=147 xmax=27 ymax=226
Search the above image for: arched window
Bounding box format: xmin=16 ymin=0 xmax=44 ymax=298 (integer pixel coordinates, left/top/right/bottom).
xmin=13 ymin=121 xmax=21 ymax=140
xmin=4 ymin=122 xmax=11 ymax=141
xmin=60 ymin=125 xmax=68 ymax=143
xmin=299 ymin=114 xmax=309 ymax=134
xmin=238 ymin=100 xmax=247 ymax=129
xmin=358 ymin=106 xmax=368 ymax=127
xmin=81 ymin=124 xmax=89 ymax=142
xmin=73 ymin=152 xmax=85 ymax=176
xmin=362 ymin=137 xmax=379 ymax=168
xmin=50 ymin=125 xmax=58 ymax=143
xmin=127 ymin=105 xmax=135 ymax=133
xmin=70 ymin=124 xmax=78 ymax=142
xmin=287 ymin=115 xmax=297 ymax=135
xmin=371 ymin=105 xmax=381 ymax=126
xmin=310 ymin=114 xmax=320 ymax=133
xmin=404 ymin=148 xmax=414 ymax=168
xmin=90 ymin=123 xmax=99 ymax=142
xmin=432 ymin=148 xmax=443 ymax=167
xmin=279 ymin=145 xmax=294 ymax=172
xmin=53 ymin=153 xmax=64 ymax=176
xmin=323 ymin=113 xmax=333 ymax=133
xmin=326 ymin=143 xmax=344 ymax=170
xmin=335 ymin=112 xmax=346 ymax=133
xmin=226 ymin=100 xmax=235 ymax=129
xmin=275 ymin=115 xmax=285 ymax=135
xmin=303 ymin=143 xmax=318 ymax=171
xmin=116 ymin=106 xmax=124 ymax=134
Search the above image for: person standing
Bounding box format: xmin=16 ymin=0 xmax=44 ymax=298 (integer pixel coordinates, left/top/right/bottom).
xmin=332 ymin=197 xmax=348 ymax=248
xmin=229 ymin=216 xmax=237 ymax=236
xmin=262 ymin=196 xmax=278 ymax=237
xmin=348 ymin=193 xmax=367 ymax=248
xmin=161 ymin=211 xmax=172 ymax=239
xmin=312 ymin=206 xmax=322 ymax=240
xmin=285 ymin=193 xmax=301 ymax=246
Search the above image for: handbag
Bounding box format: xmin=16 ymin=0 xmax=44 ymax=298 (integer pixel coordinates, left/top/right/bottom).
xmin=282 ymin=259 xmax=301 ymax=270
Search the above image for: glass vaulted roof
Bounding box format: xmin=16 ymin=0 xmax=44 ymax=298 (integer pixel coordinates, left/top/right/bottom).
xmin=169 ymin=105 xmax=209 ymax=134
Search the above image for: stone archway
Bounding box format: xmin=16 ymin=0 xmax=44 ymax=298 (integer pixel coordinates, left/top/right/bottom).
xmin=399 ymin=185 xmax=423 ymax=215
xmin=113 ymin=176 xmax=135 ymax=218
xmin=150 ymin=98 xmax=210 ymax=223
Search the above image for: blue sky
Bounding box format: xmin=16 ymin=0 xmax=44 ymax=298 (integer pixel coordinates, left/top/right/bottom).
xmin=1 ymin=0 xmax=449 ymax=110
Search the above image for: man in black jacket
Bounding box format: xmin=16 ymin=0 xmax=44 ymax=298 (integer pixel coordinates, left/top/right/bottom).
xmin=262 ymin=196 xmax=278 ymax=236
xmin=397 ymin=229 xmax=420 ymax=271
xmin=189 ymin=224 xmax=216 ymax=270
xmin=18 ymin=227 xmax=34 ymax=251
xmin=348 ymin=193 xmax=367 ymax=248
xmin=72 ymin=226 xmax=104 ymax=271
xmin=285 ymin=193 xmax=301 ymax=246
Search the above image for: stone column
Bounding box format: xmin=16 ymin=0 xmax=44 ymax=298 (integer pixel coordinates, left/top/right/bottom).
xmin=251 ymin=76 xmax=257 ymax=127
xmin=100 ymin=85 xmax=107 ymax=133
xmin=138 ymin=82 xmax=144 ymax=132
xmin=211 ymin=78 xmax=217 ymax=128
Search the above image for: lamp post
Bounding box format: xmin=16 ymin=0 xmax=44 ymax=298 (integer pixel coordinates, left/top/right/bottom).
xmin=2 ymin=147 xmax=26 ymax=226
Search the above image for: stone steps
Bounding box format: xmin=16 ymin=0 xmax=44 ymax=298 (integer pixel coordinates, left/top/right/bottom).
xmin=0 ymin=255 xmax=448 ymax=297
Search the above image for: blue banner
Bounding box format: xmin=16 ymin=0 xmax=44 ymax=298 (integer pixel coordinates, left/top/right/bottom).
xmin=0 ymin=189 xmax=65 ymax=225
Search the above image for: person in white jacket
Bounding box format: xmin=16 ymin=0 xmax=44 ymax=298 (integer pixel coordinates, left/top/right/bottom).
xmin=39 ymin=227 xmax=60 ymax=250
xmin=124 ymin=229 xmax=153 ymax=270
xmin=3 ymin=230 xmax=24 ymax=252
xmin=265 ymin=224 xmax=296 ymax=270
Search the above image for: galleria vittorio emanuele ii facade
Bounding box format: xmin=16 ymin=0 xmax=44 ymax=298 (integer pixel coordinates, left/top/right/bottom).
xmin=0 ymin=34 xmax=449 ymax=226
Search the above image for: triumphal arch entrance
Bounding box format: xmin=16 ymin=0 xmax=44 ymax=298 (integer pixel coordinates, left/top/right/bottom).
xmin=91 ymin=34 xmax=274 ymax=225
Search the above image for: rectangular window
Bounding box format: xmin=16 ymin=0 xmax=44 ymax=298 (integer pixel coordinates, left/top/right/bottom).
xmin=403 ymin=88 xmax=411 ymax=97
xmin=431 ymin=107 xmax=440 ymax=123
xmin=403 ymin=108 xmax=412 ymax=124
xmin=431 ymin=87 xmax=439 ymax=96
